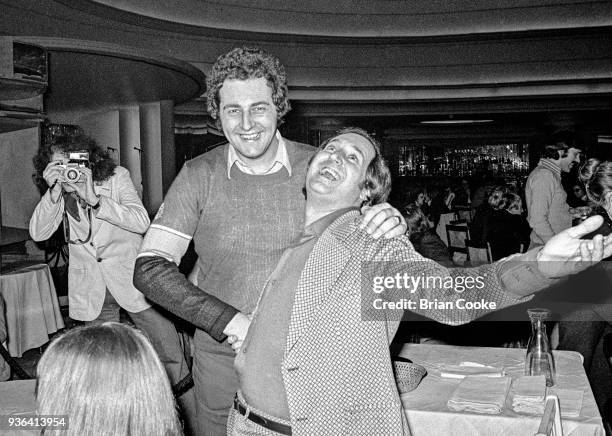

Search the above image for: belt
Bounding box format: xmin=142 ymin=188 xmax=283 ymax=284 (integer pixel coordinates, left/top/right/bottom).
xmin=233 ymin=396 xmax=292 ymax=435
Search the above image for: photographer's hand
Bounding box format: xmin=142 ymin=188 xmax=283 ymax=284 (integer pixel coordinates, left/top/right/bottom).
xmin=64 ymin=167 xmax=100 ymax=207
xmin=42 ymin=161 xmax=64 ymax=203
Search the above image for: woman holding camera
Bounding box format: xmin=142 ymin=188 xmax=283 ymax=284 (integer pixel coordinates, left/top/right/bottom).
xmin=29 ymin=131 xmax=195 ymax=433
xmin=30 ymin=132 xmax=150 ymax=324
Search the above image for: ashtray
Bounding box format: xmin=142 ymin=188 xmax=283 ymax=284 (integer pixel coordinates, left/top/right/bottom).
xmin=393 ymin=360 xmax=427 ymax=394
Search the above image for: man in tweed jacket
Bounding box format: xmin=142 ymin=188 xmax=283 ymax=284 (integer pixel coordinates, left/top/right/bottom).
xmin=229 ymin=127 xmax=612 ymax=436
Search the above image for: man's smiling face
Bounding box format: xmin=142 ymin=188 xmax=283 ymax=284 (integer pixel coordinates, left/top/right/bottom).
xmin=306 ymin=132 xmax=376 ymax=209
xmin=219 ymin=77 xmax=279 ymax=166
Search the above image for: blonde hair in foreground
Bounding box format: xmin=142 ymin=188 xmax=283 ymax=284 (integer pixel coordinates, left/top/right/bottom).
xmin=36 ymin=322 xmax=182 ymax=436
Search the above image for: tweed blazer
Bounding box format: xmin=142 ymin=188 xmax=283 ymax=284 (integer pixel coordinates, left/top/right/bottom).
xmin=277 ymin=210 xmax=540 ymax=435
xmin=30 ymin=166 xmax=151 ymax=320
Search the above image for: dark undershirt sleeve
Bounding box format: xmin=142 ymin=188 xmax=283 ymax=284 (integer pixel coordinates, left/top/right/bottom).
xmin=133 ymin=256 xmax=239 ymax=341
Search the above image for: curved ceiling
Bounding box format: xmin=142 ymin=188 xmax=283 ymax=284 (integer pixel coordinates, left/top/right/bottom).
xmin=92 ymin=0 xmax=612 ymax=37
xmin=1 ymin=0 xmax=612 ymax=125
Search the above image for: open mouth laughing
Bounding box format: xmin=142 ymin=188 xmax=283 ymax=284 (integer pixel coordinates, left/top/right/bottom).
xmin=319 ymin=165 xmax=342 ymax=182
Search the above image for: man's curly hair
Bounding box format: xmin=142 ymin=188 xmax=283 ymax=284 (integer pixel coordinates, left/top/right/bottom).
xmin=33 ymin=130 xmax=116 ymax=193
xmin=206 ymin=46 xmax=291 ymax=129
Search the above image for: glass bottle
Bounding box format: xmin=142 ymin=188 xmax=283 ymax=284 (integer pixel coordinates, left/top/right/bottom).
xmin=525 ymin=308 xmax=556 ymax=386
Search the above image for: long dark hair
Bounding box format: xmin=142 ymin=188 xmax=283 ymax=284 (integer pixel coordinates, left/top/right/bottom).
xmin=33 ymin=130 xmax=116 ymax=193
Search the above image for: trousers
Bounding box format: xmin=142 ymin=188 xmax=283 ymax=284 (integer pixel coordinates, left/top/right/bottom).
xmin=193 ymin=328 xmax=239 ymax=436
xmin=227 ymin=391 xmax=291 ymax=436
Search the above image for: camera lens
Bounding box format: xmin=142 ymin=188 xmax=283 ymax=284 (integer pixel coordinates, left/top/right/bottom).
xmin=66 ymin=168 xmax=80 ymax=181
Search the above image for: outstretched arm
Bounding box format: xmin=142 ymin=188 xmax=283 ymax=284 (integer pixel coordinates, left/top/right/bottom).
xmin=535 ymin=215 xmax=612 ymax=278
xmin=367 ymin=216 xmax=612 ymax=326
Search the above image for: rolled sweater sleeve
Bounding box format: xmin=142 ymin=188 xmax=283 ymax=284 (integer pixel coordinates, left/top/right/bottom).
xmin=133 ymin=161 xmax=238 ymax=341
xmin=133 ymin=256 xmax=238 ymax=341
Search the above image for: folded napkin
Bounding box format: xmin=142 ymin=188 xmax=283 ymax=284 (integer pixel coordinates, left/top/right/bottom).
xmin=549 ymin=388 xmax=584 ymax=418
xmin=511 ymin=375 xmax=547 ymax=414
xmin=447 ymin=375 xmax=512 ymax=414
xmin=510 ymin=379 xmax=584 ymax=418
xmin=440 ymin=361 xmax=505 ymax=379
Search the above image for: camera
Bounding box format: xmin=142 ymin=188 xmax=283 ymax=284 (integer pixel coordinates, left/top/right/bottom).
xmin=57 ymin=151 xmax=90 ymax=182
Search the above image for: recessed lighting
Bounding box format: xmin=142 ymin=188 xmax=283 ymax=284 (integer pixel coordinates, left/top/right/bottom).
xmin=420 ymin=119 xmax=494 ymax=125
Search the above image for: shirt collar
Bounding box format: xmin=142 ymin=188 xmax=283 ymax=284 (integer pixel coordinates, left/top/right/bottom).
xmin=304 ymin=207 xmax=360 ymax=238
xmin=226 ymin=131 xmax=292 ymax=179
xmin=538 ymin=158 xmax=561 ymax=176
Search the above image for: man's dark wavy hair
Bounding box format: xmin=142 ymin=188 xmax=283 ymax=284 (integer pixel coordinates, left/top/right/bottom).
xmin=33 ymin=131 xmax=116 ymax=193
xmin=205 ymin=46 xmax=291 ymax=129
xmin=540 ymin=130 xmax=578 ymax=159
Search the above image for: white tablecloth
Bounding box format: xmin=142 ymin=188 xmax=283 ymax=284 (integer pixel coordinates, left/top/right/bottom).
xmin=400 ymin=343 xmax=605 ymax=436
xmin=0 ymin=264 xmax=65 ymax=357
xmin=436 ymin=212 xmax=456 ymax=246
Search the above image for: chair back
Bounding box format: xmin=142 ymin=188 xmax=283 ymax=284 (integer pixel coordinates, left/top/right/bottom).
xmin=454 ymin=206 xmax=475 ymax=223
xmin=446 ymin=224 xmax=470 ymax=259
xmin=466 ymin=240 xmax=492 ymax=265
xmin=535 ymin=395 xmax=563 ymax=436
xmin=436 ymin=212 xmax=457 ymax=246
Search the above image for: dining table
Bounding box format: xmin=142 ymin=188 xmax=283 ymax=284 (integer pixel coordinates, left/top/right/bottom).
xmin=399 ymin=343 xmax=605 ymax=436
xmin=0 ymin=263 xmax=65 ymax=357
xmin=0 ymin=343 xmax=605 ymax=436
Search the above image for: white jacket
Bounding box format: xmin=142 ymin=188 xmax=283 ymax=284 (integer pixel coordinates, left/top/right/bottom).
xmin=30 ymin=166 xmax=151 ymax=320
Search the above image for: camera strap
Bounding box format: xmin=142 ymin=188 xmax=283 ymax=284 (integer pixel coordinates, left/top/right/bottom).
xmin=63 ymin=202 xmax=93 ymax=245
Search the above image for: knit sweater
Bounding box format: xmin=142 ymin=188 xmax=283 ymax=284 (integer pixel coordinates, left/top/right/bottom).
xmin=134 ymin=138 xmax=316 ymax=339
xmin=525 ymin=159 xmax=572 ymax=247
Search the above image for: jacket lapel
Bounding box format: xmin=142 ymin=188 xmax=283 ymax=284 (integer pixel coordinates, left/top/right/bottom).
xmin=284 ymin=212 xmax=358 ymax=355
xmin=90 ymin=179 xmax=112 ymax=234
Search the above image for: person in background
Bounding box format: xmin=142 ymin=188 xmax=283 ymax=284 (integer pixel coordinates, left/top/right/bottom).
xmin=404 ymin=203 xmax=451 ymax=267
xmin=568 ymin=182 xmax=590 ymax=208
xmin=429 ymin=183 xmax=454 ymax=228
xmin=454 ymin=177 xmax=472 ymax=206
xmin=525 ymin=130 xmax=582 ymax=248
xmin=403 ymin=185 xmax=428 ymax=209
xmin=470 ymin=185 xmax=509 ymax=248
xmin=487 ymin=192 xmax=531 ymax=260
xmin=470 ymin=175 xmax=494 ymax=209
xmin=402 ymin=186 xmax=433 ymax=227
xmin=36 ymin=322 xmax=183 ymax=436
xmin=132 ymin=46 xmax=406 ymax=436
xmin=29 ymin=131 xmax=194 ymax=432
